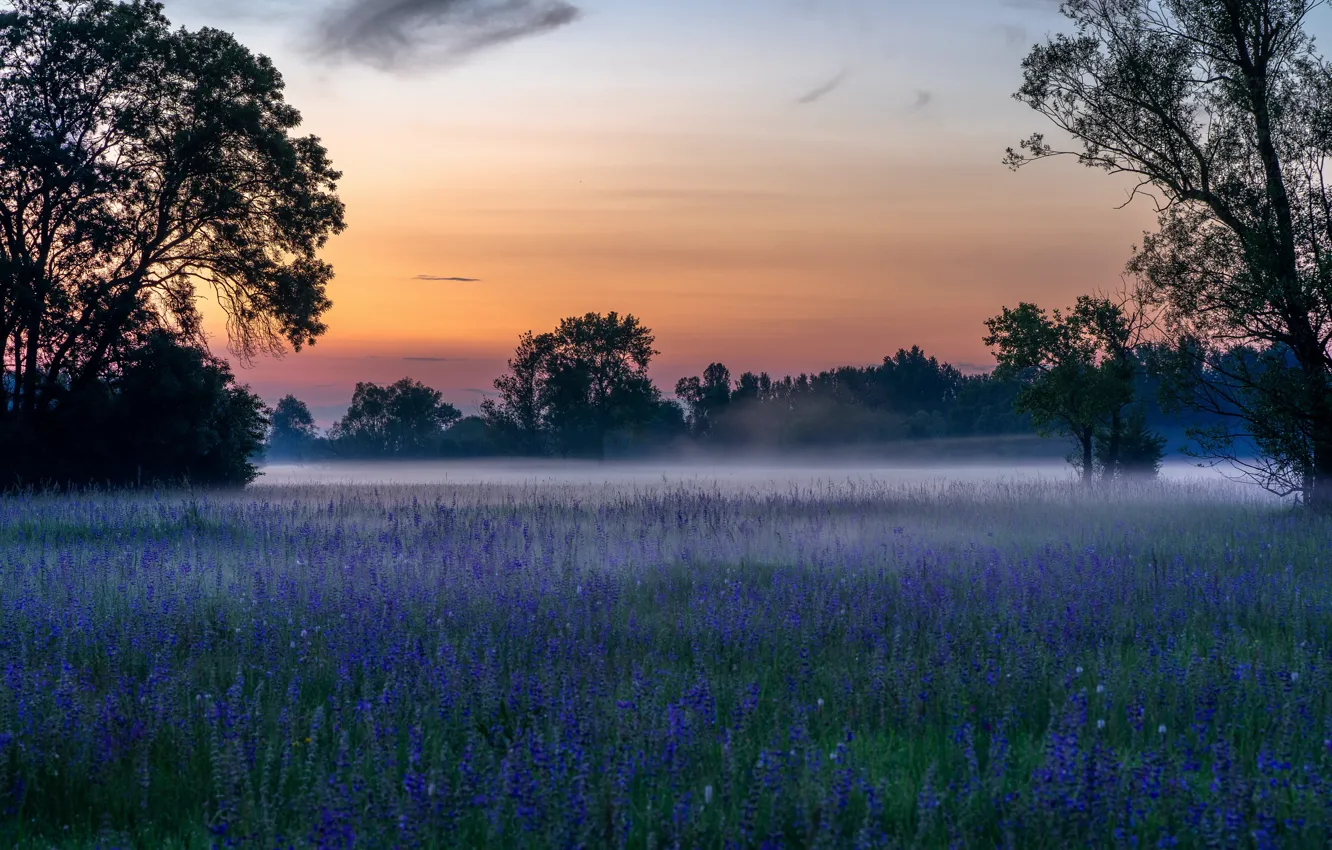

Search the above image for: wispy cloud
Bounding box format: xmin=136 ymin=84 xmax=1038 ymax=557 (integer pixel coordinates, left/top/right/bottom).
xmin=403 ymin=356 xmax=459 ymax=362
xmin=314 ymin=0 xmax=581 ymax=69
xmin=414 ymin=274 xmax=482 ymax=282
xmin=1000 ymin=23 xmax=1028 ymax=48
xmin=911 ymin=90 xmax=933 ymax=111
xmin=796 ymin=70 xmax=848 ymax=105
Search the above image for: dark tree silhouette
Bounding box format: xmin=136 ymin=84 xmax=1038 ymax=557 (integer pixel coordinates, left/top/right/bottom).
xmin=9 ymin=331 xmax=269 ymax=486
xmin=984 ymin=297 xmax=1156 ymax=483
xmin=1008 ymin=0 xmax=1332 ymax=505
xmin=675 ymin=362 xmax=731 ymax=436
xmin=0 ymin=0 xmax=344 ymax=436
xmin=330 ymin=378 xmax=462 ymax=457
xmin=267 ymin=395 xmax=319 ymax=459
xmin=483 ymin=312 xmax=662 ymax=458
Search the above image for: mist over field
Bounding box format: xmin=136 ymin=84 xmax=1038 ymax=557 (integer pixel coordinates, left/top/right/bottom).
xmin=255 ymin=456 xmax=1247 ymax=491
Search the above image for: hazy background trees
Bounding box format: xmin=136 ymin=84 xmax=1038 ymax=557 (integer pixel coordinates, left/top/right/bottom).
xmin=267 ymin=395 xmax=321 ymax=460
xmin=329 ymin=378 xmax=462 ymax=458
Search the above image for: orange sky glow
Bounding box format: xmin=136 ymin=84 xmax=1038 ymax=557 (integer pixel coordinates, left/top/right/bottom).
xmin=176 ymin=0 xmax=1164 ymax=422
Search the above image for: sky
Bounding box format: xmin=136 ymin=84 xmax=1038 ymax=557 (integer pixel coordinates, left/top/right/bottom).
xmin=167 ymin=0 xmax=1165 ymax=424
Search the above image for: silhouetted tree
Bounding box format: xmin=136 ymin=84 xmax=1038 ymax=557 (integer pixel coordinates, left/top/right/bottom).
xmin=483 ymin=312 xmax=662 ymax=458
xmin=1008 ymin=0 xmax=1332 ymax=505
xmin=675 ymin=362 xmax=731 ymax=436
xmin=1 ymin=331 xmax=269 ymax=486
xmin=439 ymin=416 xmax=498 ymax=457
xmin=1097 ymin=407 xmax=1167 ymax=479
xmin=0 ymin=0 xmax=343 ymax=478
xmin=330 ymin=378 xmax=461 ymax=457
xmin=482 ymin=331 xmax=550 ymax=455
xmin=985 ymin=297 xmax=1157 ymax=483
xmin=267 ymin=395 xmax=319 ymax=459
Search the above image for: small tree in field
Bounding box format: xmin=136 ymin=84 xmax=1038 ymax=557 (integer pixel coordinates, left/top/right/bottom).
xmin=483 ymin=312 xmax=662 ymax=458
xmin=331 ymin=378 xmax=461 ymax=458
xmin=985 ymin=296 xmax=1160 ymax=483
xmin=268 ymin=395 xmax=319 ymax=459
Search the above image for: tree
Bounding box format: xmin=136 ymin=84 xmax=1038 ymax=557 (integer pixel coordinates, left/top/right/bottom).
xmin=482 ymin=312 xmax=662 ymax=458
xmin=267 ymin=394 xmax=318 ymax=459
xmin=984 ymin=297 xmax=1153 ymax=483
xmin=2 ymin=331 xmax=269 ymax=486
xmin=0 ymin=0 xmax=344 ymax=431
xmin=1098 ymin=406 xmax=1168 ymax=478
xmin=675 ymin=362 xmax=731 ymax=436
xmin=1006 ymin=0 xmax=1332 ymax=506
xmin=330 ymin=378 xmax=461 ymax=458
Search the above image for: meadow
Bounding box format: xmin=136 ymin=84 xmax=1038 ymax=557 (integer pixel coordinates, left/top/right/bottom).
xmin=0 ymin=469 xmax=1329 ymax=848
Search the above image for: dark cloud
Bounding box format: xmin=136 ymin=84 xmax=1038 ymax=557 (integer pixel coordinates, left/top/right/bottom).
xmin=796 ymin=70 xmax=848 ymax=105
xmin=414 ymin=274 xmax=482 ymax=282
xmin=315 ymin=0 xmax=581 ymax=69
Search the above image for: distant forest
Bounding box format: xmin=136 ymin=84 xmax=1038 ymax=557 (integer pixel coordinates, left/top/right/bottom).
xmin=264 ymin=311 xmax=1217 ymax=469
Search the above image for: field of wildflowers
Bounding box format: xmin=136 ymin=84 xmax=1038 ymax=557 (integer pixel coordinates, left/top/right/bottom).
xmin=0 ymin=475 xmax=1330 ymax=847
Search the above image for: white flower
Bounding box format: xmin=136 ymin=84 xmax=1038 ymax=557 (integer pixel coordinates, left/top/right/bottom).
xmin=300 ymin=629 xmax=307 ymax=638
xmin=1076 ymin=666 xmax=1083 ymax=675
xmin=290 ymin=641 xmax=296 ymax=649
xmin=1097 ymin=719 xmax=1105 ymax=730
xmin=1158 ymin=724 xmax=1167 ymax=735
xmin=704 ymin=785 xmax=713 ymax=805
xmin=1291 ymin=672 xmax=1299 ymax=682
xmin=817 ymin=698 xmax=824 ymax=710
xmin=1096 ymin=684 xmax=1105 ymax=694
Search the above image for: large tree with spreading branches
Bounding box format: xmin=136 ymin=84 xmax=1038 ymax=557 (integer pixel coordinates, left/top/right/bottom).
xmin=0 ymin=0 xmax=344 ymax=427
xmin=1008 ymin=0 xmax=1332 ymax=506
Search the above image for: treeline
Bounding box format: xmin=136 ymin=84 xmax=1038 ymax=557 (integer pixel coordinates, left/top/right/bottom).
xmin=266 ymin=312 xmax=1040 ymax=463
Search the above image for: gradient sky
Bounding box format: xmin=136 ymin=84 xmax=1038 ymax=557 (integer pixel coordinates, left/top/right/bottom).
xmin=167 ymin=0 xmax=1168 ymax=424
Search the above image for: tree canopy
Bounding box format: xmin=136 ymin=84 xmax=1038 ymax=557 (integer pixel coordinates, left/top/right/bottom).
xmin=0 ymin=0 xmax=344 ymax=422
xmin=483 ymin=312 xmax=665 ymax=457
xmin=1008 ymin=0 xmax=1332 ymax=504
xmin=330 ymin=378 xmax=462 ymax=458
xmin=984 ymin=297 xmax=1143 ymax=482
xmin=267 ymin=394 xmax=318 ymax=459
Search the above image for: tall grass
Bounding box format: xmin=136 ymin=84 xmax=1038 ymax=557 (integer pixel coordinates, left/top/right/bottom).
xmin=0 ymin=478 xmax=1328 ymax=847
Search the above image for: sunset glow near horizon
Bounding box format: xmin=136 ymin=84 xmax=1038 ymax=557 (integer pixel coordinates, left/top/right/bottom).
xmin=171 ymin=0 xmax=1174 ymax=424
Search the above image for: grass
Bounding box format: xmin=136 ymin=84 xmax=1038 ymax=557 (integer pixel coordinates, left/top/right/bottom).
xmin=0 ymin=476 xmax=1329 ymax=847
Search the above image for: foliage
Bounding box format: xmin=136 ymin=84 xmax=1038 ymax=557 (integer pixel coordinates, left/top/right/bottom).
xmin=675 ymin=362 xmax=732 ymax=436
xmin=0 ymin=0 xmax=340 ymax=486
xmin=483 ymin=312 xmax=662 ymax=458
xmin=329 ymin=378 xmax=461 ymax=458
xmin=0 ymin=480 xmax=1329 ymax=846
xmin=984 ymin=297 xmax=1156 ymax=482
xmin=1008 ymin=0 xmax=1332 ymax=505
xmin=670 ymin=347 xmax=1030 ymax=450
xmin=0 ymin=332 xmax=268 ymax=487
xmin=1097 ymin=406 xmax=1168 ymax=478
xmin=267 ymin=394 xmax=320 ymax=459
